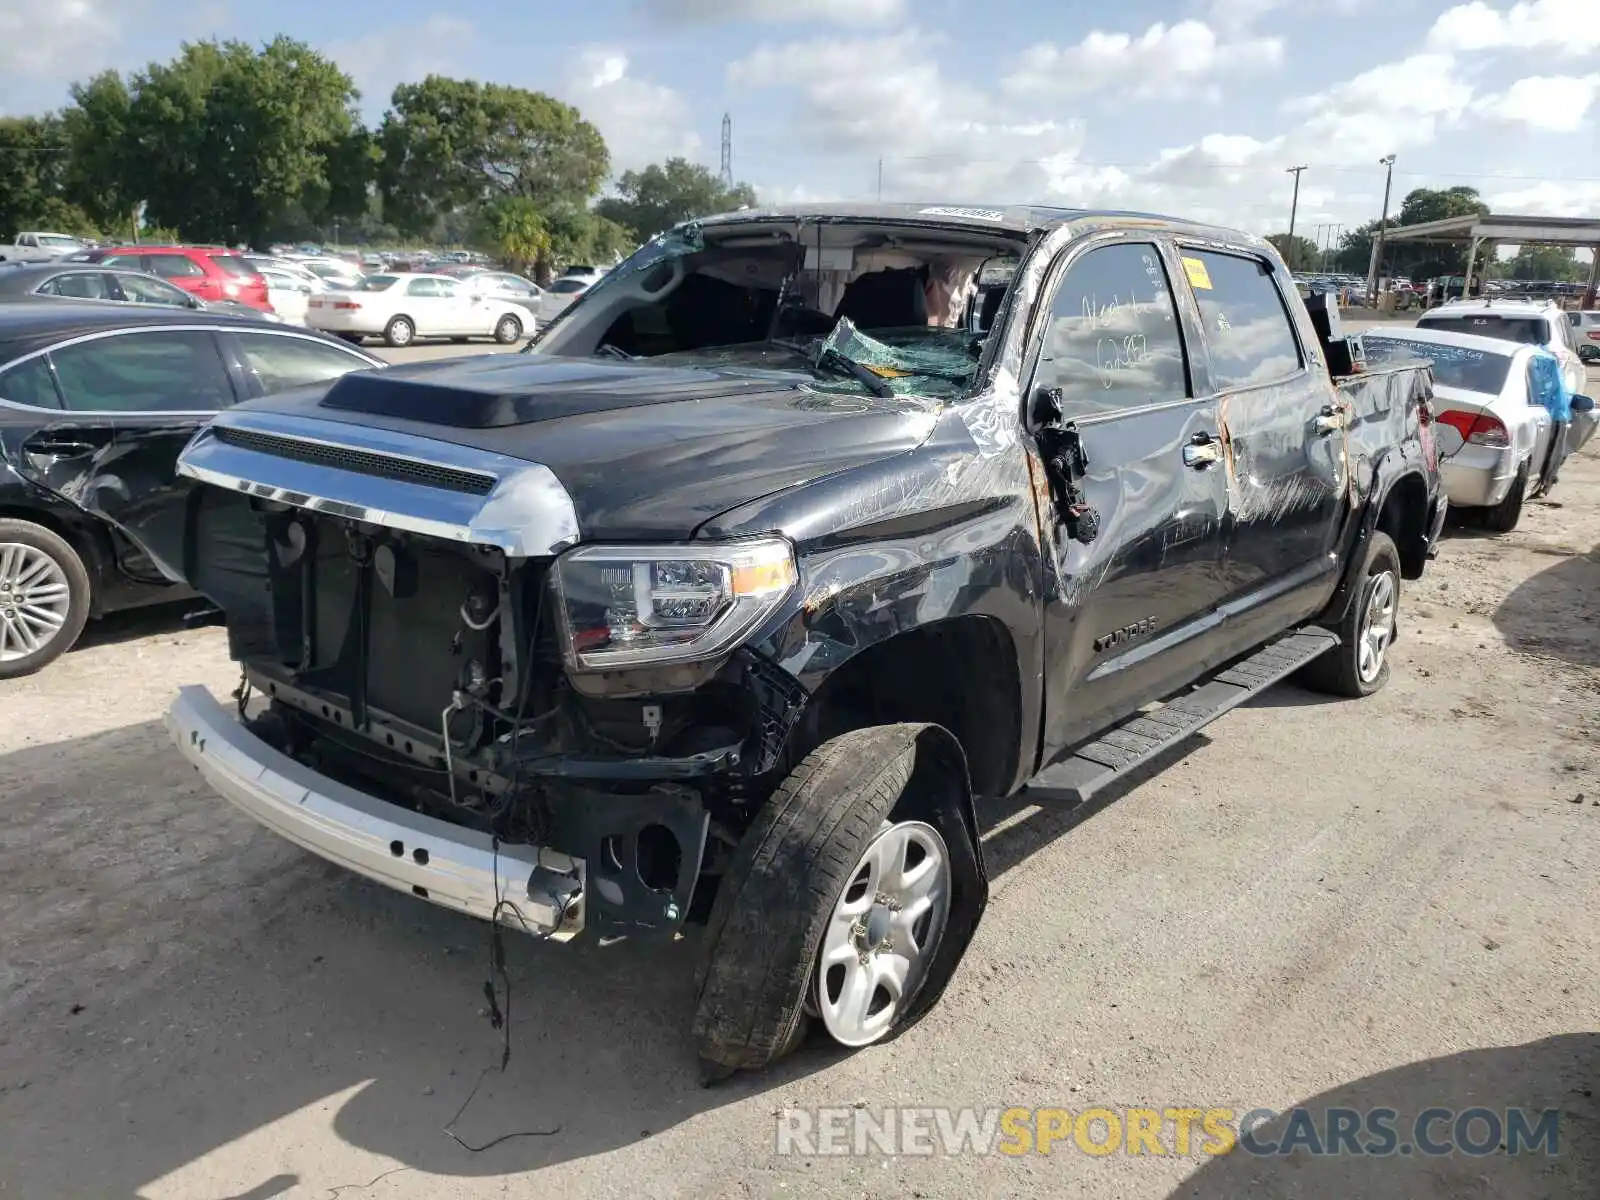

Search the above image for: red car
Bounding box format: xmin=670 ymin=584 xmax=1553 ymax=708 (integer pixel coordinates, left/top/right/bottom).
xmin=77 ymin=245 xmax=274 ymax=312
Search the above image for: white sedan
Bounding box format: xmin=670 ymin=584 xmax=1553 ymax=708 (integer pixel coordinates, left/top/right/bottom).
xmin=1364 ymin=327 xmax=1557 ymax=531
xmin=538 ymin=267 xmax=606 ymax=325
xmin=306 ymin=272 xmax=531 ymax=348
xmin=254 ymin=264 xmax=317 ymax=325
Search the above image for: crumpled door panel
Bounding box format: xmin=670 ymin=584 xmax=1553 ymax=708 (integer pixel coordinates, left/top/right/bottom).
xmin=0 ymin=418 xmax=204 ymax=585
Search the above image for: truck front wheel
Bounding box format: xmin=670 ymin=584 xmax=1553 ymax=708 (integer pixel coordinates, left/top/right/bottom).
xmin=691 ymin=725 xmax=978 ymax=1080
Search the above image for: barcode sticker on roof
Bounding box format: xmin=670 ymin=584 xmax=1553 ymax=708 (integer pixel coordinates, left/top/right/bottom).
xmin=918 ymin=207 xmax=1005 ymax=221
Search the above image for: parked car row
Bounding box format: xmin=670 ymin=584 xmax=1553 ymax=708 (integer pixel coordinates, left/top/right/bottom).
xmin=305 ymin=272 xmax=531 ymax=346
xmin=1365 ymin=325 xmax=1596 ymax=531
xmin=0 ymin=262 xmax=279 ymax=322
xmin=66 ymin=244 xmax=275 ymax=312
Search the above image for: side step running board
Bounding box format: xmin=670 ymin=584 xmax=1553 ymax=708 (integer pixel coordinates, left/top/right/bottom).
xmin=1026 ymin=629 xmax=1339 ymax=804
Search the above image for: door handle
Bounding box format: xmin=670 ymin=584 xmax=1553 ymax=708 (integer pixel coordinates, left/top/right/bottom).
xmin=1314 ymin=405 xmax=1349 ymax=436
xmin=1182 ymin=433 xmax=1222 ymax=469
xmin=23 ymin=437 xmax=98 ymax=458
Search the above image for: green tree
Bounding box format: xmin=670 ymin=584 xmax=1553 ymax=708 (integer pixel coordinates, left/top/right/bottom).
xmin=473 ymin=195 xmax=550 ymax=274
xmin=0 ymin=115 xmax=96 ymax=239
xmin=1397 ymin=185 xmax=1489 ymax=227
xmin=594 ymin=157 xmax=757 ymax=243
xmin=1333 ymin=187 xmax=1493 ymax=281
xmin=1333 ymin=220 xmax=1381 ymax=275
xmin=1503 ymin=244 xmax=1583 ymax=282
xmin=64 ymin=38 xmax=367 ymax=247
xmin=1265 ymin=233 xmax=1319 ymax=272
xmin=59 ymin=72 xmax=138 ymax=235
xmin=378 ymin=76 xmax=609 ymax=247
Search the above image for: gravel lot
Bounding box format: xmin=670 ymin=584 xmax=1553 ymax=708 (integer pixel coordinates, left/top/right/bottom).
xmin=1 ymin=354 xmax=1596 ymax=1200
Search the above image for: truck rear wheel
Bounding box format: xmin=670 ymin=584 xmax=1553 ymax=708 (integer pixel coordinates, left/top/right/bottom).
xmin=691 ymin=725 xmax=979 ymax=1081
xmin=1300 ymin=530 xmax=1400 ymax=698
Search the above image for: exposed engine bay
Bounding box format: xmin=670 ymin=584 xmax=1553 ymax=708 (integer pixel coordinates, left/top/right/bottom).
xmin=190 ymin=484 xmax=808 ymax=934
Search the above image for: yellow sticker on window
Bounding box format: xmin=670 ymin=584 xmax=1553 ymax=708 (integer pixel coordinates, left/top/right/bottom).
xmin=1182 ymin=257 xmax=1213 ymax=290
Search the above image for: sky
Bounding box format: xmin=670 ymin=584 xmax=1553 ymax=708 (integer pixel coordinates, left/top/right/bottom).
xmin=3 ymin=0 xmax=1599 ymax=253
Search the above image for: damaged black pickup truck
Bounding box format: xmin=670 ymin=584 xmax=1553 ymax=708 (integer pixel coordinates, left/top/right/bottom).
xmin=134 ymin=204 xmax=1446 ymax=1078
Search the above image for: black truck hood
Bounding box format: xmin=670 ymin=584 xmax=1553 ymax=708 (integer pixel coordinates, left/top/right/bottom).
xmin=226 ymin=353 xmax=943 ymax=541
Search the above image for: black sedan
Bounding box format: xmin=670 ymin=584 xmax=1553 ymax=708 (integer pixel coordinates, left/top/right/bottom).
xmin=0 ymin=262 xmax=278 ymax=323
xmin=0 ymin=302 xmax=386 ymax=677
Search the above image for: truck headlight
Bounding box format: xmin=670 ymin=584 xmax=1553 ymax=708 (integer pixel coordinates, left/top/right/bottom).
xmin=551 ymin=538 xmax=798 ymax=670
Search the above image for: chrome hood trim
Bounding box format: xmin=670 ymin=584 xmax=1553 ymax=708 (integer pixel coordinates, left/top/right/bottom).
xmin=178 ymin=409 xmax=581 ymax=557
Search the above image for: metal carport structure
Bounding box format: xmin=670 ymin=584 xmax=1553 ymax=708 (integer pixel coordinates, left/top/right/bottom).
xmin=1379 ymin=212 xmax=1600 ymax=307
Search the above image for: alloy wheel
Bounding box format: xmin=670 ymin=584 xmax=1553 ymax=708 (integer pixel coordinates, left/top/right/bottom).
xmin=813 ymin=820 xmax=952 ymax=1047
xmin=1357 ymin=569 xmax=1397 ymax=684
xmin=0 ymin=542 xmax=72 ymax=663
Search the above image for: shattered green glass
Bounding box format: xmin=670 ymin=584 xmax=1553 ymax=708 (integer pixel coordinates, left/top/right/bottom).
xmin=811 ymin=318 xmax=979 ymax=400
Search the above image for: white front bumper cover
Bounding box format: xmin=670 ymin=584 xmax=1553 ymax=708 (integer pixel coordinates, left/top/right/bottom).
xmin=167 ymin=686 xmax=584 ymax=938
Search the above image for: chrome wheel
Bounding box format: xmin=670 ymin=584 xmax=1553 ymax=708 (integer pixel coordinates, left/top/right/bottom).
xmin=814 ymin=820 xmax=951 ymax=1048
xmin=0 ymin=542 xmax=71 ymax=663
xmin=1357 ymin=569 xmax=1397 ymax=684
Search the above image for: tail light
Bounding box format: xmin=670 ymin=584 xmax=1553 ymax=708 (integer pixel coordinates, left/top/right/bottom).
xmin=333 ymin=300 xmax=362 ymax=310
xmin=1436 ymin=408 xmax=1510 ymax=448
xmin=1587 ymin=330 xmax=1600 ymax=341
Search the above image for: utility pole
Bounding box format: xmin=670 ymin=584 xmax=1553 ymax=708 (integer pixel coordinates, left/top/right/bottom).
xmin=1285 ymin=164 xmax=1308 ymax=244
xmin=1368 ymin=153 xmax=1396 ymax=304
xmin=720 ymin=114 xmax=733 ymax=190
xmin=876 ymin=158 xmax=884 ymax=202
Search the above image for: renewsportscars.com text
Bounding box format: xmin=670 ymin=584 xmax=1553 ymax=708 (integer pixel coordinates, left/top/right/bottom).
xmin=774 ymin=1105 xmax=1561 ymax=1158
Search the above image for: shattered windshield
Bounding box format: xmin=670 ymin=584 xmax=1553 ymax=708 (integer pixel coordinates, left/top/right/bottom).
xmin=528 ymin=218 xmax=1021 ymax=400
xmin=648 ymin=319 xmax=982 ymax=401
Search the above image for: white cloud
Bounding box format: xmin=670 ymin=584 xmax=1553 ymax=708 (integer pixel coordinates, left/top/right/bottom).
xmin=323 ymin=16 xmax=478 ymax=116
xmin=1143 ymin=133 xmax=1278 ymax=185
xmin=1485 ymin=180 xmax=1600 ymax=217
xmin=0 ymin=0 xmax=118 ymax=112
xmin=1002 ymin=20 xmax=1284 ymax=101
xmin=1282 ymin=54 xmax=1474 ymax=163
xmin=562 ymin=50 xmax=702 ymax=174
xmin=634 ymin=0 xmax=904 ymax=25
xmin=729 ymin=30 xmax=1115 ymax=203
xmin=1427 ymin=0 xmax=1600 ymax=57
xmin=1203 ymin=0 xmax=1285 ymax=32
xmin=1472 ymin=73 xmax=1600 ymax=130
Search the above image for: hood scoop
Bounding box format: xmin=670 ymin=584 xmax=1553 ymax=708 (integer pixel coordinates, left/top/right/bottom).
xmin=318 ymin=354 xmax=797 ymax=429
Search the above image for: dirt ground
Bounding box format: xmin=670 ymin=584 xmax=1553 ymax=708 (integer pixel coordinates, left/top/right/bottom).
xmin=1 ymin=390 xmax=1597 ymax=1198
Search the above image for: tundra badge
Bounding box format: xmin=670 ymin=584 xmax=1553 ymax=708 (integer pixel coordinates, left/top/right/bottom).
xmin=1094 ymin=616 xmax=1157 ymax=653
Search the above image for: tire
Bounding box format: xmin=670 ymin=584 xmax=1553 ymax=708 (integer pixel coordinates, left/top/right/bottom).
xmin=1481 ymin=460 xmax=1528 ymax=532
xmin=691 ymin=725 xmax=975 ymax=1081
xmin=0 ymin=519 xmax=91 ymax=680
xmin=1299 ymin=530 xmax=1401 ymax=698
xmin=493 ymin=314 xmax=523 ymax=344
xmin=383 ymin=316 xmax=414 ymax=348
